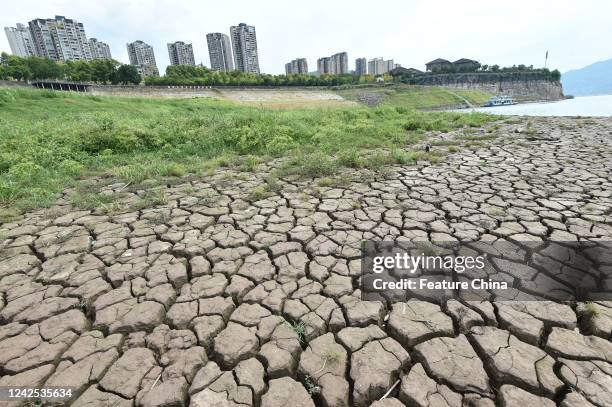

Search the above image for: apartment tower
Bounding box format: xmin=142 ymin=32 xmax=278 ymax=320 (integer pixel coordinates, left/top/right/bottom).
xmin=229 ymin=23 xmax=260 ymax=74
xmin=28 ymin=16 xmax=92 ymax=61
xmin=355 ymin=57 xmax=367 ymax=76
xmin=88 ymin=38 xmax=112 ymax=60
xmin=127 ymin=40 xmax=159 ymax=77
xmin=285 ymin=58 xmax=308 ymax=74
xmin=167 ymin=41 xmax=195 ymax=66
xmin=4 ymin=24 xmax=36 ymax=57
xmin=206 ymin=33 xmax=234 ymax=72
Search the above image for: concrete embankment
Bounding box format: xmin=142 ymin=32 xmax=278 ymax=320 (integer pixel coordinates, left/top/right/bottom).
xmin=89 ymin=85 xmax=354 ymax=107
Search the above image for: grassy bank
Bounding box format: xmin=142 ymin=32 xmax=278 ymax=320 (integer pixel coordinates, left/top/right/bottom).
xmin=337 ymin=85 xmax=491 ymax=109
xmin=0 ymin=87 xmax=496 ymax=220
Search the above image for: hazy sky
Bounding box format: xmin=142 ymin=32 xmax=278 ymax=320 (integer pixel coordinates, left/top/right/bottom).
xmin=2 ymin=0 xmax=611 ymax=75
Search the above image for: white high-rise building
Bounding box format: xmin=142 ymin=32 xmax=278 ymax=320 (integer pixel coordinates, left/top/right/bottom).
xmin=88 ymin=38 xmax=112 ymax=60
xmin=127 ymin=40 xmax=159 ymax=77
xmin=28 ymin=16 xmax=92 ymax=61
xmin=167 ymin=41 xmax=195 ymax=66
xmin=229 ymin=23 xmax=260 ymax=74
xmin=206 ymin=33 xmax=234 ymax=72
xmin=368 ymin=57 xmax=395 ymax=75
xmin=4 ymin=23 xmax=36 ymax=57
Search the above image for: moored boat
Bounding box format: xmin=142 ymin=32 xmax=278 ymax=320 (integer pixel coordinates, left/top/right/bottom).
xmin=483 ymin=95 xmax=516 ymax=107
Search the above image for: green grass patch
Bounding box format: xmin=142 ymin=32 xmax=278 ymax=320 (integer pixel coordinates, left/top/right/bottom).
xmin=337 ymin=85 xmax=492 ymax=110
xmin=0 ymin=87 xmax=497 ymax=216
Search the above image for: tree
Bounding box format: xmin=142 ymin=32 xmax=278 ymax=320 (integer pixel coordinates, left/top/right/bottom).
xmin=1 ymin=54 xmax=32 ymax=81
xmin=116 ymin=64 xmax=141 ymax=85
xmin=64 ymin=60 xmax=93 ymax=82
xmin=90 ymin=59 xmax=119 ymax=84
xmin=25 ymin=56 xmax=62 ymax=80
xmin=550 ymin=69 xmax=561 ymax=81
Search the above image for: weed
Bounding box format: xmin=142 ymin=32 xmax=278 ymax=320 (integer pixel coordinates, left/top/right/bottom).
xmin=161 ymin=163 xmax=186 ymax=177
xmin=199 ymin=190 xmax=219 ymax=205
xmin=264 ymin=175 xmax=282 ymax=193
xmin=131 ymin=188 xmax=168 ymax=211
xmin=338 ymin=149 xmax=365 ymax=168
xmin=247 ymin=186 xmax=269 ymax=202
xmin=285 ymin=320 xmax=307 ymax=344
xmin=324 ymin=350 xmax=343 ymax=365
xmin=181 ymin=185 xmax=196 ymax=194
xmin=0 ymin=208 xmax=20 ymax=223
xmin=581 ymin=302 xmax=600 ymax=332
xmin=391 ymin=149 xmax=414 ymax=165
xmin=240 ymin=155 xmax=259 ymax=172
xmin=584 ymin=302 xmax=600 ymax=318
xmin=317 ymin=177 xmax=334 ymax=187
xmin=70 ymin=191 xmax=121 ymax=211
xmin=280 ymin=152 xmax=339 ymax=178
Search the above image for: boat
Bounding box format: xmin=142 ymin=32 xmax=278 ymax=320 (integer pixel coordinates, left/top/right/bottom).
xmin=483 ymin=95 xmax=516 ymax=107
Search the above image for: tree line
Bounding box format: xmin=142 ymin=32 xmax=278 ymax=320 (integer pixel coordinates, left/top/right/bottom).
xmin=144 ymin=65 xmax=377 ymax=86
xmin=0 ymin=53 xmax=141 ymax=84
xmin=0 ymin=53 xmax=561 ymax=86
xmin=424 ymin=62 xmax=561 ymax=80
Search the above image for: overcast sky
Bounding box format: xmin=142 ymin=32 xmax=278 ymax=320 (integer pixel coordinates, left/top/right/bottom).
xmin=2 ymin=0 xmax=611 ymax=75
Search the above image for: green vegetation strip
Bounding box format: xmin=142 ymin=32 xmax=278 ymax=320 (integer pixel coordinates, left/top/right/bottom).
xmin=337 ymin=85 xmax=492 ymax=109
xmin=0 ymin=87 xmax=497 ymax=220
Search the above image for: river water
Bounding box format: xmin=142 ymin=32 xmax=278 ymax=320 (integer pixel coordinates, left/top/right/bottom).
xmin=464 ymin=94 xmax=612 ymax=117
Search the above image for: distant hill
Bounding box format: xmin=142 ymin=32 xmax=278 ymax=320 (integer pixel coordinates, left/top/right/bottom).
xmin=562 ymin=58 xmax=612 ymax=96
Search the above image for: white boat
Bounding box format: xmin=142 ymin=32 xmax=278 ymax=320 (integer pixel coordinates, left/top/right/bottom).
xmin=484 ymin=95 xmax=516 ymax=107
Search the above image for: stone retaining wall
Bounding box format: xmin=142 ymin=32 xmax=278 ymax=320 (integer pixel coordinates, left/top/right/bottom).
xmin=414 ymin=73 xmax=564 ymax=101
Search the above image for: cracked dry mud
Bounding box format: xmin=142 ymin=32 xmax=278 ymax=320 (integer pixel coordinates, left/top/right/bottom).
xmin=1 ymin=116 xmax=611 ymax=407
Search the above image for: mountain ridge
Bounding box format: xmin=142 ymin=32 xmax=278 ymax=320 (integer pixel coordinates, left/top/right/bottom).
xmin=562 ymin=58 xmax=612 ymax=96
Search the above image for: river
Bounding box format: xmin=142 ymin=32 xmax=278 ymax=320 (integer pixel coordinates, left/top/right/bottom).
xmin=463 ymin=94 xmax=612 ymax=117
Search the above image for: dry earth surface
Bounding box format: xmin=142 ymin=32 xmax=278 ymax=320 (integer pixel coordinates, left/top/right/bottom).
xmin=1 ymin=117 xmax=611 ymax=406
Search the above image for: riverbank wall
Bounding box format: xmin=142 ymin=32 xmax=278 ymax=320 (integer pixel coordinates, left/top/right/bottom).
xmin=413 ymin=72 xmax=564 ymax=101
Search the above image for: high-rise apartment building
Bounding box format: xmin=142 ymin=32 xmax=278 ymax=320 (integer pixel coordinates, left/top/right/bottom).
xmin=206 ymin=33 xmax=234 ymax=72
xmin=88 ymin=38 xmax=112 ymax=60
xmin=318 ymin=52 xmax=348 ymax=75
xmin=28 ymin=16 xmax=92 ymax=61
xmin=4 ymin=24 xmax=36 ymax=57
xmin=368 ymin=57 xmax=395 ymax=75
xmin=355 ymin=57 xmax=367 ymax=76
xmin=285 ymin=58 xmax=308 ymax=74
xmin=317 ymin=57 xmax=330 ymax=74
xmin=229 ymin=23 xmax=260 ymax=74
xmin=330 ymin=52 xmax=348 ymax=74
xmin=167 ymin=41 xmax=195 ymax=66
xmin=127 ymin=40 xmax=159 ymax=77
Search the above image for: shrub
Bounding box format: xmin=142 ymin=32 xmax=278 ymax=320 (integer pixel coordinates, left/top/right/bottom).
xmin=338 ymin=149 xmax=365 ymax=168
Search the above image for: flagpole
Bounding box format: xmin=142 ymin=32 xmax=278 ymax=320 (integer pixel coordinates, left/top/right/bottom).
xmin=544 ymin=50 xmax=548 ymax=69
